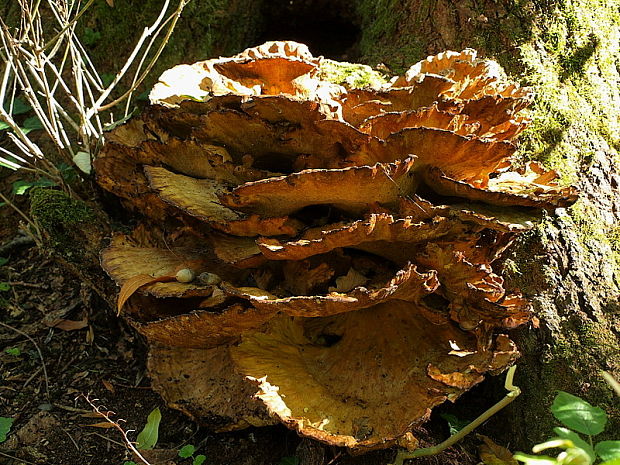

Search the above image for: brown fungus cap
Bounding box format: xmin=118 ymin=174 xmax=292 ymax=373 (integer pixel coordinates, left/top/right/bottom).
xmin=96 ymin=42 xmax=577 ymax=449
xmin=231 ymin=301 xmax=519 ymax=452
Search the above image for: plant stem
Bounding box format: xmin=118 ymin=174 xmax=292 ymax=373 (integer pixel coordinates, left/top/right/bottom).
xmin=390 ymin=365 xmax=521 ymax=465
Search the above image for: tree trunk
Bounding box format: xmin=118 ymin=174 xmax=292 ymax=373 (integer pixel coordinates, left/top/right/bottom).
xmin=353 ymin=0 xmax=620 ymax=445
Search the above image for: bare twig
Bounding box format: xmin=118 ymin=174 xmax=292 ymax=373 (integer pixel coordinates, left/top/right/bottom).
xmin=88 ymin=431 xmax=127 ymax=448
xmin=61 ymin=427 xmax=81 ymax=451
xmin=0 ymin=0 xmax=189 ymax=176
xmin=80 ymin=395 xmax=153 ymax=465
xmin=0 ymin=451 xmax=39 ymax=465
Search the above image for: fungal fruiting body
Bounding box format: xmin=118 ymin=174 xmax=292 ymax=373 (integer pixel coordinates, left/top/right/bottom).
xmin=96 ymin=42 xmax=577 ymax=452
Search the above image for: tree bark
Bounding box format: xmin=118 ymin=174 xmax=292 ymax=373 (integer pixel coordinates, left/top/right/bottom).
xmin=354 ymin=0 xmax=620 ymax=445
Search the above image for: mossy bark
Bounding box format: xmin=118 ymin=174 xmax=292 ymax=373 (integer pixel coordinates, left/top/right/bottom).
xmin=355 ymin=0 xmax=620 ymax=447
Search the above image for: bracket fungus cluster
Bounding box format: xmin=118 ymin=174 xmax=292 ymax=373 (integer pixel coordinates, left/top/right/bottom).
xmin=96 ymin=42 xmax=578 ymax=452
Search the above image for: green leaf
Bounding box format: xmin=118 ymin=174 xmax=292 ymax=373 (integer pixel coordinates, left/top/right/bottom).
xmin=73 ymin=151 xmax=92 ymax=175
xmin=12 ymin=180 xmax=32 ymax=195
xmin=135 ymin=407 xmax=161 ymax=450
xmin=12 ymin=178 xmax=56 ymax=195
xmin=440 ymin=413 xmax=469 ymax=435
xmin=5 ymin=347 xmax=20 ymax=356
xmin=513 ymin=452 xmax=557 ymax=465
xmin=3 ymin=97 xmax=31 ymax=116
xmin=0 ymin=155 xmax=19 ymax=170
xmin=0 ymin=417 xmax=14 ymax=443
xmin=21 ymin=116 xmax=43 ymax=134
xmin=0 ymin=282 xmax=11 ymax=292
xmin=600 ymin=459 xmax=620 ymax=465
xmin=193 ymin=455 xmax=206 ymax=465
xmin=0 ymin=257 xmax=8 ymax=266
xmin=553 ymin=428 xmax=595 ymax=462
xmin=596 ymin=442 xmax=620 ymax=461
xmin=123 ymin=462 xmax=138 ymax=465
xmin=83 ymin=27 xmax=101 ymax=46
xmin=551 ymin=391 xmax=607 ymax=436
xmin=278 ymin=457 xmax=300 ymax=465
xmin=0 ymin=121 xmax=9 ymax=131
xmin=179 ymin=444 xmax=196 ymax=458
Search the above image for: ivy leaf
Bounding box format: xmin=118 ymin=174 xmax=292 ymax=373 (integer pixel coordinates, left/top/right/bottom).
xmin=193 ymin=455 xmax=206 ymax=465
xmin=21 ymin=116 xmax=44 ymax=134
xmin=551 ymin=391 xmax=607 ymax=435
xmin=553 ymin=427 xmax=595 ymax=462
xmin=0 ymin=417 xmax=14 ymax=443
xmin=179 ymin=444 xmax=196 ymax=458
xmin=135 ymin=407 xmax=161 ymax=450
xmin=100 ymin=73 xmax=115 ymax=87
xmin=596 ymin=442 xmax=620 ymax=462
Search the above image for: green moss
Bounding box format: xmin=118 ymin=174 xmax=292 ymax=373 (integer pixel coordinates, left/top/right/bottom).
xmin=355 ymin=0 xmax=426 ymax=72
xmin=29 ymin=188 xmax=95 ymax=261
xmin=319 ymin=59 xmax=389 ymax=89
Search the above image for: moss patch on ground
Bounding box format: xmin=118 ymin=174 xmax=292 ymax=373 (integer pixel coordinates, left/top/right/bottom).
xmin=29 ymin=188 xmax=96 ymax=262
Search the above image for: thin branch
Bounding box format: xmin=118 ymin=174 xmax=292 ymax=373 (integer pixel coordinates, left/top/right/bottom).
xmin=44 ymin=0 xmax=96 ymax=51
xmin=108 ymin=0 xmax=189 ymax=114
xmin=80 ymin=396 xmax=153 ymax=465
xmin=86 ymin=0 xmax=172 ymax=118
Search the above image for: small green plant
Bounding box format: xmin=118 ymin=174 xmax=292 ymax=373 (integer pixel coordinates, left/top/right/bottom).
xmin=5 ymin=347 xmax=21 ymax=356
xmin=0 ymin=417 xmax=14 ymax=443
xmin=178 ymin=444 xmax=206 ymax=465
xmin=0 ymin=257 xmax=8 ymax=266
xmin=440 ymin=413 xmax=470 ymax=435
xmin=514 ymin=391 xmax=620 ymax=465
xmin=135 ymin=407 xmax=161 ymax=450
xmin=83 ymin=27 xmax=101 ymax=46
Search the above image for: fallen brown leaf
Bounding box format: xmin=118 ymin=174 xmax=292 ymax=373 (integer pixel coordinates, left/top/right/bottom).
xmin=102 ymin=379 xmax=116 ymax=393
xmin=479 ymin=434 xmax=518 ymax=465
xmin=83 ymin=422 xmax=116 ymax=429
xmin=117 ymin=274 xmax=176 ymax=315
xmin=45 ymin=318 xmax=88 ymax=331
